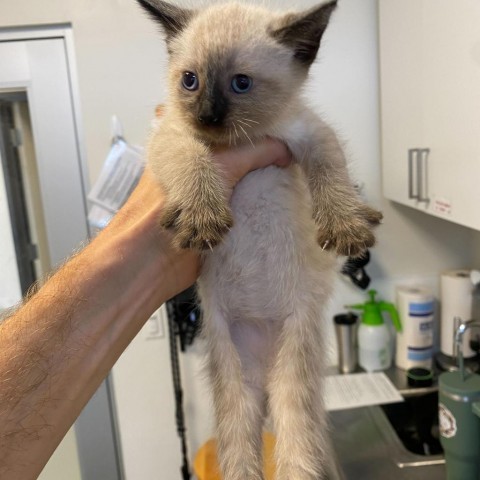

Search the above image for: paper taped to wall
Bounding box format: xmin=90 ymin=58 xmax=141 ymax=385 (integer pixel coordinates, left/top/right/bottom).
xmin=88 ymin=137 xmax=144 ymax=229
xmin=88 ymin=139 xmax=144 ymax=212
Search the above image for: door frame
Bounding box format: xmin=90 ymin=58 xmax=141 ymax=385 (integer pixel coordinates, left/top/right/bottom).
xmin=0 ymin=25 xmax=90 ymax=211
xmin=0 ymin=25 xmax=124 ymax=480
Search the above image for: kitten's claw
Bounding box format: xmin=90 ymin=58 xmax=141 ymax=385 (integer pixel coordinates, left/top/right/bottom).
xmin=160 ymin=201 xmax=233 ymax=251
xmin=316 ymin=204 xmax=382 ymax=257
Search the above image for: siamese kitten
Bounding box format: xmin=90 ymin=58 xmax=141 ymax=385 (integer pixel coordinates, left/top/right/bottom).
xmin=137 ymin=1 xmax=382 ymax=479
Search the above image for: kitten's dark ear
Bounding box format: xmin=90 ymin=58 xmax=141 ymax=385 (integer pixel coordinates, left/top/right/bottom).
xmin=136 ymin=0 xmax=194 ymax=44
xmin=271 ymin=1 xmax=337 ymax=66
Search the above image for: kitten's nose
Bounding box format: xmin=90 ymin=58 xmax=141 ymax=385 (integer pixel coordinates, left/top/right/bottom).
xmin=197 ymin=90 xmax=228 ymax=128
xmin=197 ymin=113 xmax=221 ymax=127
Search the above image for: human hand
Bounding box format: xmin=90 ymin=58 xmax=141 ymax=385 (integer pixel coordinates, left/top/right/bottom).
xmin=213 ymin=138 xmax=291 ymax=198
xmin=109 ymin=137 xmax=291 ymax=303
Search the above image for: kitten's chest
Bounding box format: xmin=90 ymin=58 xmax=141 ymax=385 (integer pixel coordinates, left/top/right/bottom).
xmin=227 ymin=163 xmax=313 ymax=239
xmin=230 ymin=165 xmax=301 ymax=229
xmin=199 ymin=164 xmax=318 ymax=318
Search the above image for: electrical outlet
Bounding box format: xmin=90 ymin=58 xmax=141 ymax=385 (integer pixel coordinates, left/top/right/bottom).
xmin=144 ymin=309 xmax=165 ymax=340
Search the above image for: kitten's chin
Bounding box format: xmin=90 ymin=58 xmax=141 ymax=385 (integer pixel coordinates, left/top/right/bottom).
xmin=195 ymin=125 xmax=228 ymax=143
xmin=192 ymin=123 xmax=259 ymax=147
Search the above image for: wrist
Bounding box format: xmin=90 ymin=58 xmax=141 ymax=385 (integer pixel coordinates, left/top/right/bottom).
xmin=88 ymin=182 xmax=199 ymax=323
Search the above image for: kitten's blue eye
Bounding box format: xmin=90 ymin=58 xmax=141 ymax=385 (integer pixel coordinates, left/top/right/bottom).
xmin=182 ymin=71 xmax=199 ymax=91
xmin=231 ymin=74 xmax=252 ymax=94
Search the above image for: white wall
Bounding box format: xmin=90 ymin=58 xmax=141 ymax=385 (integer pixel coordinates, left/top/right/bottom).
xmin=0 ymin=0 xmax=477 ymax=479
xmin=38 ymin=429 xmax=82 ymax=480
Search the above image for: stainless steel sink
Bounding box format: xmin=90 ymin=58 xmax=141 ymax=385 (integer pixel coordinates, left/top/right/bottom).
xmin=329 ymin=405 xmax=445 ymax=479
xmin=381 ymin=392 xmax=443 ymax=458
xmin=327 ymin=367 xmax=446 ymax=479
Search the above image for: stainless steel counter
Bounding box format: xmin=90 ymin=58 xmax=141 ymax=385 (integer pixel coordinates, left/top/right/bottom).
xmin=327 ymin=367 xmax=446 ymax=479
xmin=329 ymin=405 xmax=445 ymax=479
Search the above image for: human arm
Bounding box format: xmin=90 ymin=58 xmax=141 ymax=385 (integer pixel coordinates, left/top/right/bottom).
xmin=0 ymin=139 xmax=290 ymax=480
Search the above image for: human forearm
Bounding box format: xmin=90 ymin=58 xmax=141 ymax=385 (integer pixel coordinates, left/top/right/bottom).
xmin=0 ymin=172 xmax=197 ymax=479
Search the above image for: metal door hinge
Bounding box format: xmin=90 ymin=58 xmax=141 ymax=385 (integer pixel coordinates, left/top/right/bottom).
xmin=9 ymin=128 xmax=22 ymax=148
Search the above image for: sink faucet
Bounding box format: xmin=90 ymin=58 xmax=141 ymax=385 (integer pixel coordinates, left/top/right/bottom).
xmin=455 ymin=319 xmax=480 ymax=381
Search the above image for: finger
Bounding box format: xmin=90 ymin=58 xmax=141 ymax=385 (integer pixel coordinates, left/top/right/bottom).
xmin=243 ymin=137 xmax=292 ymax=170
xmin=215 ymin=138 xmax=292 ymax=189
xmin=155 ymin=104 xmax=165 ymax=117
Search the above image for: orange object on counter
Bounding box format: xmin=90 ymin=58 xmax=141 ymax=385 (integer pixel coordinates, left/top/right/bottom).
xmin=194 ymin=432 xmax=276 ymax=480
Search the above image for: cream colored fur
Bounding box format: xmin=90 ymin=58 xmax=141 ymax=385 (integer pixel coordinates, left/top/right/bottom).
xmin=138 ymin=1 xmax=382 ymax=478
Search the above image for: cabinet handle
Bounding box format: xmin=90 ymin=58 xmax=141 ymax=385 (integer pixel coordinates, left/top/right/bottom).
xmin=408 ymin=148 xmax=419 ymax=199
xmin=408 ymin=148 xmax=430 ymax=203
xmin=418 ymin=148 xmax=430 ymax=203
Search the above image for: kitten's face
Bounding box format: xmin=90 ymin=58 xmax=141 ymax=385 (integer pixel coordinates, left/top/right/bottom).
xmin=168 ymin=5 xmax=302 ymax=144
xmin=138 ymin=1 xmax=337 ymax=145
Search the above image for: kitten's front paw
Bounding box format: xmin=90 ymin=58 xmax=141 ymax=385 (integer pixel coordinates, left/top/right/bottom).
xmin=317 ymin=205 xmax=382 ymax=257
xmin=161 ymin=201 xmax=233 ymax=250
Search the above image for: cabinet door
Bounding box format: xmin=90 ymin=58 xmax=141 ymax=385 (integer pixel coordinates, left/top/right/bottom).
xmin=379 ymin=1 xmax=426 ymax=209
xmin=379 ymin=0 xmax=480 ymax=230
xmin=421 ymin=0 xmax=480 ymax=230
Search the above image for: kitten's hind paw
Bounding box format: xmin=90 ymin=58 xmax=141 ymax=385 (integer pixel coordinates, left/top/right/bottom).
xmin=160 ymin=202 xmax=233 ymax=251
xmin=317 ymin=205 xmax=382 ymax=257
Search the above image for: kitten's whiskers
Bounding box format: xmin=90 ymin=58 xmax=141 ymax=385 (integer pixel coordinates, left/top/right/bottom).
xmin=238 ymin=124 xmax=255 ymax=147
xmin=231 ymin=121 xmax=240 ymax=146
xmin=237 ymin=119 xmax=252 ymax=128
xmin=232 ymin=121 xmax=239 ymax=139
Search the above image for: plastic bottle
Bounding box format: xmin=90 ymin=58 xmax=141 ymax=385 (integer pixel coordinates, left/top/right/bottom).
xmin=347 ymin=290 xmax=402 ymax=372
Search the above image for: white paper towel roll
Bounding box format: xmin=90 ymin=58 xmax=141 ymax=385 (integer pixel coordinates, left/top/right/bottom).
xmin=440 ymin=270 xmax=474 ymax=357
xmin=396 ymin=287 xmax=435 ymax=370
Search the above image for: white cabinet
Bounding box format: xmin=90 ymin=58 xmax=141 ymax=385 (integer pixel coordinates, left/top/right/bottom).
xmin=379 ymin=0 xmax=480 ymax=230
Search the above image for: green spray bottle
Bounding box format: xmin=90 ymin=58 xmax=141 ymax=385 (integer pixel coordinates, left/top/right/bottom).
xmin=347 ymin=290 xmax=402 ymax=372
